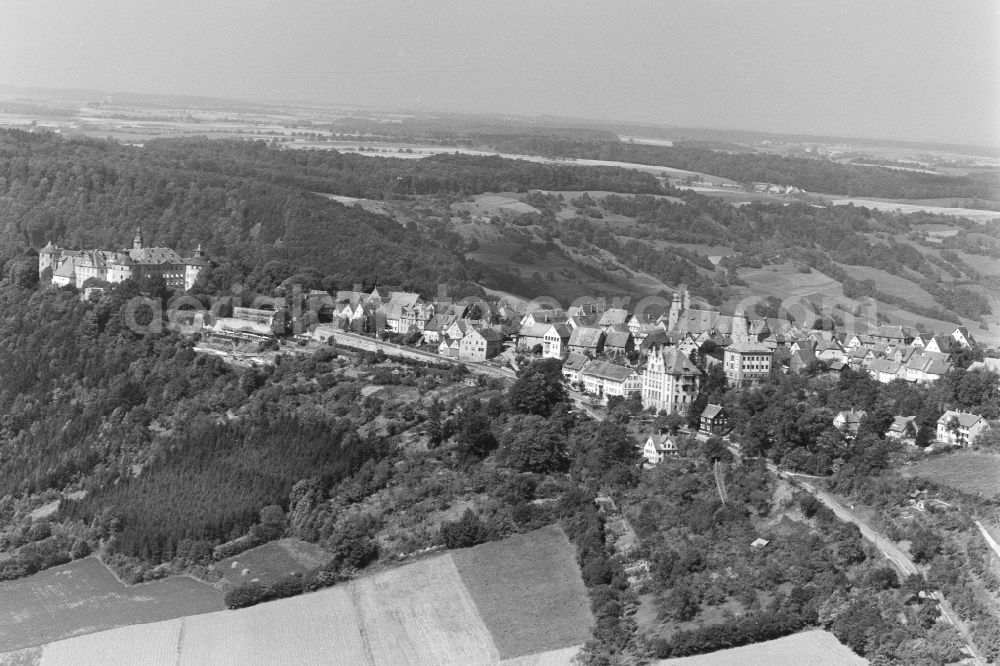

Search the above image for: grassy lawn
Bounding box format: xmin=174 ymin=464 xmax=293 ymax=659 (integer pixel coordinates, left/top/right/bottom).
xmin=452 ymin=524 xmax=593 ymax=659
xmin=903 ymin=452 xmax=1000 ymax=497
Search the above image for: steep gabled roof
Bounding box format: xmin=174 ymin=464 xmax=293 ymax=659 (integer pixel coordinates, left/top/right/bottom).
xmin=546 ymin=324 xmax=572 ymax=339
xmin=53 ymin=257 xmax=77 ymax=278
xmin=888 ymin=416 xmax=916 ymax=434
xmin=597 ymin=308 xmax=630 ymax=327
xmin=562 ymin=353 xmax=590 ymax=372
xmin=639 ymin=329 xmax=669 ymax=351
xmin=872 ymin=324 xmax=910 ymax=340
xmin=518 ymin=323 xmax=551 ymax=339
xmin=658 ymin=346 xmax=703 ymax=376
xmin=702 ymin=403 xmax=725 ymax=419
xmin=472 ymin=328 xmax=504 ymax=342
xmin=938 ymin=410 xmax=984 ymax=428
xmin=604 ymin=330 xmax=633 ymax=348
xmin=569 ymin=327 xmax=605 ymax=349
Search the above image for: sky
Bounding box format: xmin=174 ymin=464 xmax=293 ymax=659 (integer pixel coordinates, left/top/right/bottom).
xmin=1 ymin=0 xmax=998 ymax=146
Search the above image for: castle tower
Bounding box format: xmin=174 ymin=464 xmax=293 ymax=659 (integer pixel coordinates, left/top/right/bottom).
xmin=38 ymin=241 xmax=60 ymax=280
xmin=680 ymin=284 xmax=690 ymax=311
xmin=133 ymin=226 xmax=143 ymax=250
xmin=184 ymin=243 xmax=210 ymax=291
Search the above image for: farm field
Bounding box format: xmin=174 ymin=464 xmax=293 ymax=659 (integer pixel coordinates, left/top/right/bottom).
xmin=0 ymin=557 xmax=223 ymax=652
xmin=902 ymin=453 xmax=1000 ymax=498
xmin=452 ymin=525 xmax=593 ymax=659
xmin=213 ymin=538 xmax=331 ymax=587
xmin=656 ymin=629 xmax=865 ymax=665
xmin=738 ymin=263 xmax=843 ymax=302
xmin=8 ymin=526 xmax=589 ymax=665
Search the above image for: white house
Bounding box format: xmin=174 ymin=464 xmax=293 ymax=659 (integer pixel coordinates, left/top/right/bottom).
xmin=936 ymin=411 xmax=987 ymax=447
xmin=641 ymin=432 xmax=678 ymax=466
xmin=833 ymin=409 xmax=867 ymax=437
xmin=885 ymin=416 xmax=918 ymax=443
xmin=542 ymin=324 xmax=572 ymax=359
xmin=579 ymin=360 xmax=642 ymax=404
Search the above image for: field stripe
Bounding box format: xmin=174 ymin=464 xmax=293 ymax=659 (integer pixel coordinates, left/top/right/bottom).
xmin=499 ymin=645 xmax=582 ymax=665
xmin=452 ymin=525 xmax=593 ymax=659
xmin=177 ymin=585 xmax=367 ymax=666
xmin=654 ymin=629 xmax=866 ymax=665
xmin=352 ymin=555 xmax=500 ymax=665
xmin=40 ymin=620 xmax=182 ymax=666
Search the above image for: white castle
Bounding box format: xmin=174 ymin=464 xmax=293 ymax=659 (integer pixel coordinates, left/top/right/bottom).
xmin=38 ymin=227 xmax=209 ymax=292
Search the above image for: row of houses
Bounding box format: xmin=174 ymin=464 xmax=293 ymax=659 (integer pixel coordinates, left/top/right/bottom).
xmin=833 ymin=408 xmax=988 ymax=448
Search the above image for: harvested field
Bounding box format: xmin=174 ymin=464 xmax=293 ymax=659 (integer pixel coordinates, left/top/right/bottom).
xmin=499 ymin=646 xmax=581 ymax=665
xmin=656 ymin=629 xmax=865 ymax=665
xmin=177 ymin=585 xmax=366 ymax=666
xmin=42 ymin=621 xmax=181 ymax=666
xmin=214 ymin=538 xmax=331 ymax=586
xmin=0 ymin=557 xmax=222 ymax=652
xmin=902 ymin=453 xmax=1000 ymax=497
xmin=352 ymin=555 xmax=498 ymax=665
xmin=452 ymin=525 xmax=593 ymax=659
xmin=738 ymin=264 xmax=843 ymax=300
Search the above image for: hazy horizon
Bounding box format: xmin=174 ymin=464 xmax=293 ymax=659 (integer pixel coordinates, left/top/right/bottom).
xmin=1 ymin=0 xmax=998 ymax=146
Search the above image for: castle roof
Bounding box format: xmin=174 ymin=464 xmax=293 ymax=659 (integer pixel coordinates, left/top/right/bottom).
xmin=127 ymin=247 xmax=184 ymax=265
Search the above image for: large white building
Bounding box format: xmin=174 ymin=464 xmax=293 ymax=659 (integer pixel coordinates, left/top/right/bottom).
xmin=936 ymin=411 xmax=987 ymax=447
xmin=39 ymin=228 xmax=208 ymax=292
xmin=579 ymin=360 xmax=642 ymax=404
xmin=641 ymin=346 xmax=703 ymax=413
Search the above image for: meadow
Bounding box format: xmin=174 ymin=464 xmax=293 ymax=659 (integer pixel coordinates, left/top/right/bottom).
xmin=902 ymin=453 xmax=1000 ymax=498
xmin=213 ymin=538 xmax=331 ymax=587
xmin=5 ymin=526 xmax=590 ymax=666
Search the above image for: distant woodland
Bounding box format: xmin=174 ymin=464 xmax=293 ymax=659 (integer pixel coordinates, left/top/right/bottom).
xmin=468 ymin=134 xmax=1000 ymax=201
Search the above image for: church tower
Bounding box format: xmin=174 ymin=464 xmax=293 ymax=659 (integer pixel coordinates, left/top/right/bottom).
xmin=668 ymin=290 xmax=681 ymax=331
xmin=731 ymin=307 xmax=749 ymax=345
xmin=133 ymin=226 xmax=143 ymax=250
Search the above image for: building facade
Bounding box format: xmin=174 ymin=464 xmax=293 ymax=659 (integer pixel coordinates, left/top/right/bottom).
xmin=40 ymin=229 xmax=208 ymax=292
xmin=641 ymin=346 xmax=703 ymax=413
